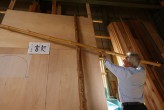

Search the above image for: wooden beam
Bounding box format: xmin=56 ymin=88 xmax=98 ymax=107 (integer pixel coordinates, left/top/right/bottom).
xmin=86 ymin=1 xmax=92 ymax=19
xmin=95 ymin=36 xmax=111 ymax=40
xmin=57 ymin=3 xmax=61 ymax=15
xmin=74 ymin=15 xmax=87 ymax=110
xmin=52 ymin=0 xmax=56 ymax=14
xmin=0 ymin=24 xmax=161 ymax=67
xmin=8 ymin=0 xmax=16 ymax=10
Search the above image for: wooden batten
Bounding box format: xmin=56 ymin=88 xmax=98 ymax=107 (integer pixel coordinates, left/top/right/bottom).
xmin=95 ymin=36 xmax=111 ymax=40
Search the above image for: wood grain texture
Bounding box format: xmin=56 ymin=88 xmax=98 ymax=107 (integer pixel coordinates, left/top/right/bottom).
xmin=46 ymin=49 xmax=79 ymax=110
xmin=0 ymin=10 xmax=107 ymax=110
xmin=0 ymin=10 xmax=75 ymax=49
xmin=78 ymin=17 xmax=108 ymax=110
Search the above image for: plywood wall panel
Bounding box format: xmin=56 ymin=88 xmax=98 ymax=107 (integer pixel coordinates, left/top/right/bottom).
xmin=0 ymin=10 xmax=75 ymax=50
xmin=0 ymin=49 xmax=49 ymax=110
xmin=46 ymin=49 xmax=80 ymax=110
xmin=2 ymin=10 xmax=75 ymax=42
xmin=0 ymin=10 xmax=107 ymax=110
xmin=78 ymin=17 xmax=108 ymax=110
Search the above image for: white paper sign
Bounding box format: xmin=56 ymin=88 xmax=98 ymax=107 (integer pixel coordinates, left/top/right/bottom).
xmin=28 ymin=42 xmax=50 ymax=54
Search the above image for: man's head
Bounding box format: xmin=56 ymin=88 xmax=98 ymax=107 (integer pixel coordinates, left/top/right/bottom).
xmin=123 ymin=52 xmax=141 ymax=68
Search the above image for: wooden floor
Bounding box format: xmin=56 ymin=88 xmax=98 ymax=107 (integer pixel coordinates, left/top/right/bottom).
xmin=0 ymin=10 xmax=107 ymax=110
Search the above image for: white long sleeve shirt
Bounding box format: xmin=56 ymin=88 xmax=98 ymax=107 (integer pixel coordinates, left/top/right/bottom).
xmin=104 ymin=59 xmax=146 ymax=103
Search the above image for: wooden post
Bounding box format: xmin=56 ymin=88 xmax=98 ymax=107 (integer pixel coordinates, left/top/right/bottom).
xmin=57 ymin=3 xmax=62 ymax=15
xmin=0 ymin=24 xmax=161 ymax=67
xmin=52 ymin=0 xmax=56 ymax=14
xmin=74 ymin=15 xmax=87 ymax=110
xmin=8 ymin=0 xmax=16 ymax=10
xmin=86 ymin=1 xmax=92 ymax=19
xmin=29 ymin=2 xmax=38 ymax=12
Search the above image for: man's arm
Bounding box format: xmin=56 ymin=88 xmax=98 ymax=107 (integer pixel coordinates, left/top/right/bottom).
xmin=104 ymin=58 xmax=129 ymax=79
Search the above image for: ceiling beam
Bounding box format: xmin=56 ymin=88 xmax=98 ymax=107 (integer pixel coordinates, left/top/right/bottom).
xmin=56 ymin=0 xmax=163 ymax=9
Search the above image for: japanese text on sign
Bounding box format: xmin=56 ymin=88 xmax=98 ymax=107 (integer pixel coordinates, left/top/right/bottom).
xmin=28 ymin=42 xmax=50 ymax=54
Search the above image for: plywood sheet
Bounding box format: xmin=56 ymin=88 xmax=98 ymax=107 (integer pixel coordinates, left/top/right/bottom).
xmin=78 ymin=17 xmax=107 ymax=110
xmin=0 ymin=54 xmax=31 ymax=77
xmin=0 ymin=48 xmax=48 ymax=110
xmin=46 ymin=49 xmax=79 ymax=110
xmin=0 ymin=10 xmax=75 ymax=49
xmin=0 ymin=10 xmax=107 ymax=110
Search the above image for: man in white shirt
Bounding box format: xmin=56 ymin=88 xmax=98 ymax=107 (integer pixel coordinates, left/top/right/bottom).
xmin=102 ymin=52 xmax=147 ymax=110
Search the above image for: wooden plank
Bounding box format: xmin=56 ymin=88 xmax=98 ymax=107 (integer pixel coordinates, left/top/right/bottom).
xmin=57 ymin=3 xmax=62 ymax=15
xmin=142 ymin=21 xmax=164 ymax=58
xmin=95 ymin=36 xmax=111 ymax=40
xmin=46 ymin=49 xmax=80 ymax=110
xmin=74 ymin=16 xmax=87 ymax=110
xmin=0 ymin=10 xmax=108 ymax=110
xmin=8 ymin=0 xmax=16 ymax=10
xmin=1 ymin=24 xmax=161 ymax=67
xmin=86 ymin=2 xmax=92 ymax=19
xmin=52 ymin=0 xmax=56 ymax=14
xmin=0 ymin=48 xmax=48 ymax=110
xmin=0 ymin=10 xmax=161 ymax=67
xmin=78 ymin=17 xmax=108 ymax=110
xmin=0 ymin=10 xmax=75 ymax=50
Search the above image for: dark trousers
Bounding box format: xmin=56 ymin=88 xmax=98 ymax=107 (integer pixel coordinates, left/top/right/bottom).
xmin=122 ymin=102 xmax=147 ymax=110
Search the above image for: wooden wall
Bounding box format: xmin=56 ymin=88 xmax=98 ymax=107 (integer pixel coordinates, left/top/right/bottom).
xmin=0 ymin=10 xmax=107 ymax=110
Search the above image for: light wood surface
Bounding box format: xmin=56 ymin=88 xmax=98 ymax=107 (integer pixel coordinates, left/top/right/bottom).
xmin=0 ymin=10 xmax=108 ymax=110
xmin=46 ymin=49 xmax=80 ymax=110
xmin=78 ymin=17 xmax=108 ymax=110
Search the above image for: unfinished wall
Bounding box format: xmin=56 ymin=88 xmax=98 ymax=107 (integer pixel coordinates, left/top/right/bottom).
xmin=0 ymin=10 xmax=107 ymax=110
